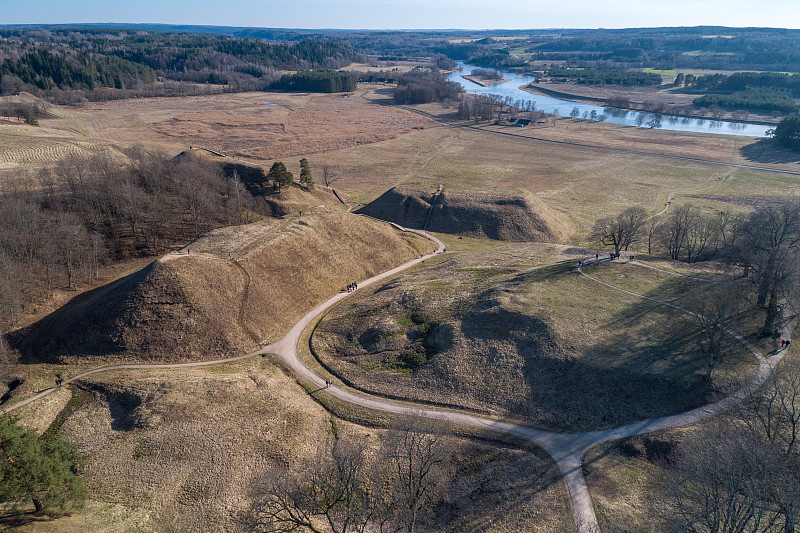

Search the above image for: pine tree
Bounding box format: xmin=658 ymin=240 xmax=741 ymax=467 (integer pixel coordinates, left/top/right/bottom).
xmin=267 ymin=161 xmax=293 ymax=190
xmin=0 ymin=416 xmax=85 ymax=514
xmin=299 ymin=158 xmax=314 ymax=189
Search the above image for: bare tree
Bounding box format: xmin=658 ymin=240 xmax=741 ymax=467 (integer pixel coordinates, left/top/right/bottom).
xmin=255 ymin=437 xmax=376 ymax=533
xmin=592 ymin=206 xmax=648 ymax=255
xmin=685 ymin=283 xmax=742 ymax=381
xmin=384 ymin=415 xmax=449 ymax=533
xmin=661 ymin=204 xmax=697 ymax=261
xmin=740 ymin=363 xmax=800 ymax=457
xmin=734 ymin=205 xmax=800 ymax=335
xmin=322 ymin=165 xmax=339 ymax=188
xmin=663 ymin=421 xmax=795 ymax=533
xmin=644 ymin=218 xmax=663 ymax=255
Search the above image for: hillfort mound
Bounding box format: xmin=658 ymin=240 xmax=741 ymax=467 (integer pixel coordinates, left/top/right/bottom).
xmin=357 ymin=186 xmax=572 ymax=242
xmin=19 ymin=213 xmax=433 ymax=364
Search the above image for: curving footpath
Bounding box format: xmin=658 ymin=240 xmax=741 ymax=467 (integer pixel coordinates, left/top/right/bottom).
xmin=0 ymin=231 xmax=791 ymax=533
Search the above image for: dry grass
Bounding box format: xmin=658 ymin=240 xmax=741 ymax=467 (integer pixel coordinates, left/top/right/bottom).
xmin=298 ymin=124 xmax=800 ymax=243
xmin=19 ymin=213 xmax=434 ymax=364
xmin=312 ymin=248 xmax=758 ymax=432
xmin=358 ymin=186 xmax=573 ymax=242
xmin=6 ymin=356 xmax=574 ymax=532
xmin=0 ymin=88 xmax=440 ymax=183
xmin=582 ymin=428 xmax=685 ymax=532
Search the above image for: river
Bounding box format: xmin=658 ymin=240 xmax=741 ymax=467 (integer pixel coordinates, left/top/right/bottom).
xmin=447 ymin=64 xmax=773 ymax=138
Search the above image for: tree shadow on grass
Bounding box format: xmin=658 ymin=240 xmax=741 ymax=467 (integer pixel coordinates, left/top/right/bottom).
xmin=740 ymin=138 xmax=800 ymax=165
xmin=460 ymin=262 xmax=741 ymax=432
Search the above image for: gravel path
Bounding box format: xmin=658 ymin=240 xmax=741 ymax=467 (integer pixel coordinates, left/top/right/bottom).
xmin=1 ymin=230 xmax=790 ymax=533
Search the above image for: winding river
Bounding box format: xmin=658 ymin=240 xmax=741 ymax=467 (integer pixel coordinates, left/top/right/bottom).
xmin=447 ymin=64 xmax=773 ymax=137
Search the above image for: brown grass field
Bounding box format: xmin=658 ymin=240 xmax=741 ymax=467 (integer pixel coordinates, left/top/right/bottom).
xmin=16 ymin=213 xmax=434 ymax=365
xmin=0 ymin=89 xmax=439 ymax=183
xmin=6 ymin=358 xmax=573 ymax=532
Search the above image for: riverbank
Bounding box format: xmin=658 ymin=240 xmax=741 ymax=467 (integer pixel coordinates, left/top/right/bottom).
xmin=462 ymin=75 xmax=509 ymax=87
xmin=520 ymin=83 xmax=781 ymax=126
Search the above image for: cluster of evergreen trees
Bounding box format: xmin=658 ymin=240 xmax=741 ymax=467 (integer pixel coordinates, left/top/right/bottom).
xmin=0 ymin=30 xmax=365 ymax=97
xmin=0 ymin=49 xmax=155 ymax=91
xmin=273 ymin=70 xmax=356 ymax=93
xmin=694 ymin=87 xmax=799 ymax=114
xmin=547 ymin=67 xmax=663 ymax=85
xmin=679 ymin=71 xmax=800 ymax=97
xmin=466 ymin=54 xmax=526 ymax=69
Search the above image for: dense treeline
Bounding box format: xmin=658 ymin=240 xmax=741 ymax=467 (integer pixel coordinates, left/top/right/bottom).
xmin=679 ymin=71 xmax=800 ymax=96
xmin=273 ymin=70 xmax=356 ymax=93
xmin=1 ymin=49 xmax=155 ymax=91
xmin=694 ymin=87 xmax=799 ymax=114
xmin=393 ymin=68 xmax=463 ymax=105
xmin=0 ymin=150 xmax=262 ymax=336
xmin=547 ymin=67 xmax=663 ymax=86
xmin=466 ymin=54 xmax=526 ymax=69
xmin=0 ymin=29 xmax=365 ymax=99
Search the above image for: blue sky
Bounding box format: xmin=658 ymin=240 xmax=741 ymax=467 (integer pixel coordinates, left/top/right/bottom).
xmin=2 ymin=0 xmax=799 ymax=29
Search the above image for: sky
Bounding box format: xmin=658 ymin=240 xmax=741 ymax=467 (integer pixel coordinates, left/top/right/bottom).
xmin=2 ymin=0 xmax=799 ymax=30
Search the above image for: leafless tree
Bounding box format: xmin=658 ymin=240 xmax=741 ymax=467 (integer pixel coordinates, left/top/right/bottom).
xmin=733 ymin=205 xmax=800 ymax=335
xmin=383 ymin=416 xmax=449 ymax=533
xmin=661 ymin=204 xmax=697 ymax=261
xmin=663 ymin=421 xmax=795 ymax=533
xmin=685 ymin=283 xmax=742 ymax=381
xmin=592 ymin=206 xmax=648 ymax=255
xmin=644 ymin=218 xmax=663 ymax=255
xmin=255 ymin=437 xmax=376 ymax=533
xmin=322 ymin=165 xmax=340 ymax=188
xmin=739 ymin=363 xmax=800 ymax=457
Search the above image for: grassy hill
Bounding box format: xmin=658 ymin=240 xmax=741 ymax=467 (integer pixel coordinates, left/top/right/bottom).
xmin=312 ymin=246 xmax=758 ymax=432
xmin=357 ymin=186 xmax=572 ymax=242
xmin=18 ymin=213 xmax=433 ymax=363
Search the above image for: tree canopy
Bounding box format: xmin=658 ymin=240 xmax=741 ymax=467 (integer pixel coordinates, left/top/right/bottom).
xmin=773 ymin=115 xmax=800 ymax=151
xmin=268 ymin=162 xmax=294 ymax=190
xmin=0 ymin=416 xmax=85 ymax=514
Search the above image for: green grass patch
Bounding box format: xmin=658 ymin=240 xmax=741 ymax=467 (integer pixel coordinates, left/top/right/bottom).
xmin=642 ymin=68 xmax=677 ymax=76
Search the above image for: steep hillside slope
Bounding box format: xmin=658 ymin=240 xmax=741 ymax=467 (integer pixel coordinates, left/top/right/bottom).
xmin=357 ymin=186 xmax=572 ymax=242
xmin=20 ymin=213 xmax=433 ymax=363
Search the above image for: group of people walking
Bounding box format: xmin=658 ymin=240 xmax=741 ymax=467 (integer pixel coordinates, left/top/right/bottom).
xmin=781 ymin=339 xmax=792 ymax=349
xmin=345 ymin=281 xmax=358 ymax=292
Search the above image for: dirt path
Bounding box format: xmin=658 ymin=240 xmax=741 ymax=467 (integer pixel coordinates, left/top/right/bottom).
xmin=1 ymin=229 xmax=790 ymax=533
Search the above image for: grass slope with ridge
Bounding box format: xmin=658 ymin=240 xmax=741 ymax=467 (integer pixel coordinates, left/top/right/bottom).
xmin=18 ymin=212 xmax=434 ymax=364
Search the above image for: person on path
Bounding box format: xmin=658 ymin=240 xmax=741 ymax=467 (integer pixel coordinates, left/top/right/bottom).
xmin=782 ymin=340 xmax=786 ymax=348
xmin=595 ymin=253 xmax=599 ymax=260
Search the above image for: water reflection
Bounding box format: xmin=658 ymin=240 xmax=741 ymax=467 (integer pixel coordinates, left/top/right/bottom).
xmin=447 ymin=64 xmax=772 ymax=137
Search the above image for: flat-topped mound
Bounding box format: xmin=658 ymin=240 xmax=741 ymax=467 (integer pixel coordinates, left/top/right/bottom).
xmin=357 ymin=186 xmax=571 ymax=242
xmin=312 ymin=247 xmax=757 ymax=432
xmin=19 ymin=213 xmax=433 ymax=363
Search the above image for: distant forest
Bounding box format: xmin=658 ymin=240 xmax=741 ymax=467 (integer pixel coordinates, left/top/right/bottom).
xmin=0 ymin=29 xmax=365 ymax=101
xmin=1 ymin=25 xmax=799 ymax=109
